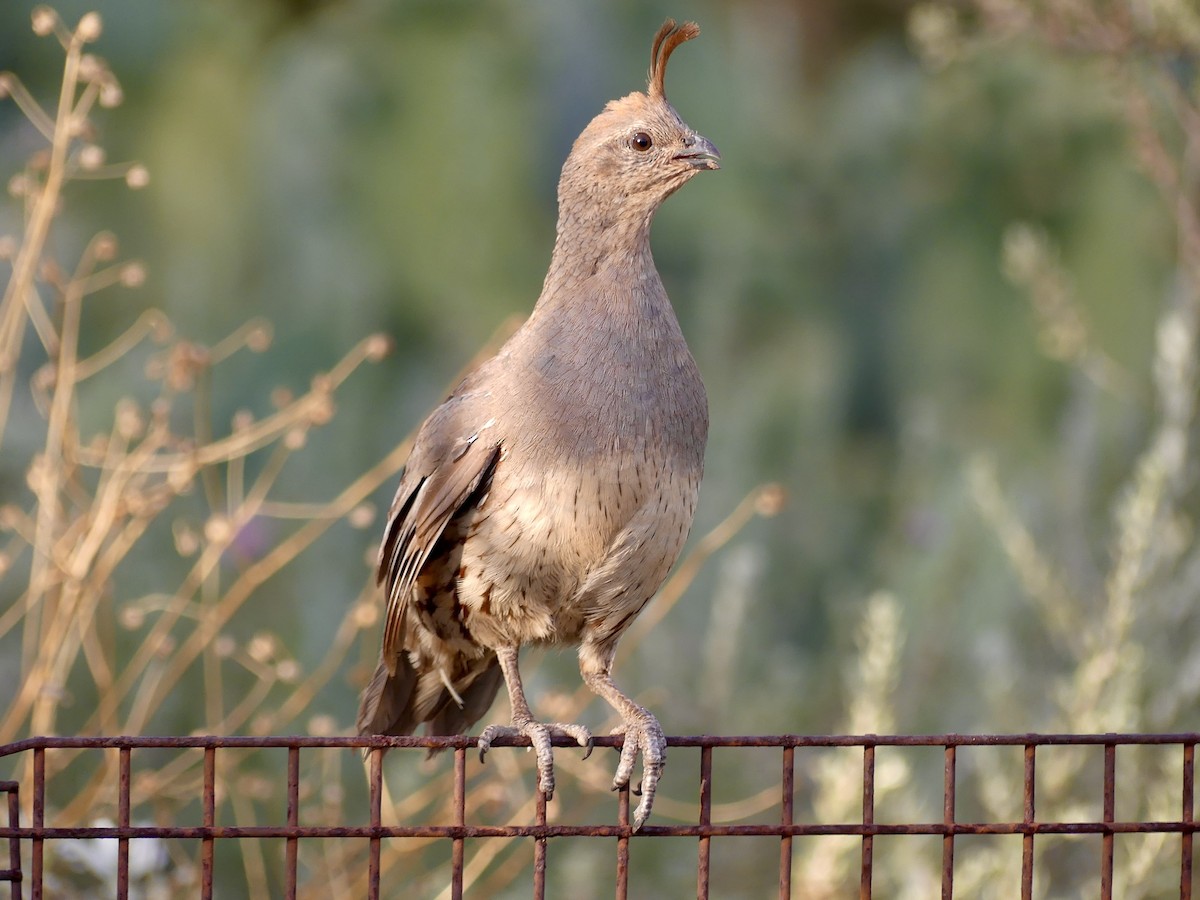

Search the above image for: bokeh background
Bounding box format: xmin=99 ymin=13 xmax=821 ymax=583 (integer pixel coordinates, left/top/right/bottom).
xmin=2 ymin=0 xmax=1199 ymax=895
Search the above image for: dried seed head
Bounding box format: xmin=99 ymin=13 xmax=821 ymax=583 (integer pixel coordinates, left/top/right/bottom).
xmin=8 ymin=173 xmax=32 ymax=198
xmin=31 ymin=6 xmax=57 ymax=36
xmin=125 ymin=163 xmax=149 ymax=189
xmin=231 ymin=409 xmax=254 ymax=432
xmin=276 ymin=660 xmax=301 ymax=683
xmin=166 ymin=341 xmax=209 ymax=391
xmin=214 ymin=635 xmax=236 ymax=657
xmin=99 ymin=80 xmax=123 ymax=108
xmin=76 ymin=12 xmax=102 ymax=43
xmin=167 ymin=464 xmax=194 ymax=494
xmin=204 ymin=515 xmax=232 ymax=544
xmin=348 ymin=503 xmax=375 ymax=529
xmin=119 ymin=261 xmax=146 ymax=287
xmin=78 ymin=143 xmax=105 ymax=170
xmin=33 ymin=364 xmax=55 ymax=391
xmin=307 ymin=394 xmax=334 ymax=425
xmin=118 ymin=606 xmax=145 ymax=630
xmin=26 ymin=453 xmax=51 ymax=494
xmin=754 ymin=483 xmax=786 ymax=517
xmin=115 ymin=397 xmax=144 ymax=440
xmin=365 ymin=333 xmax=392 ymax=361
xmin=352 ymin=602 xmax=379 ymax=629
xmin=147 ymin=311 xmax=172 ymax=342
xmin=245 ymin=320 xmax=272 ymax=352
xmin=0 ymin=74 xmax=12 ymax=99
xmin=173 ymin=521 xmax=199 ymax=556
xmin=270 ymin=387 xmax=294 ymax=408
xmin=284 ymin=427 xmax=307 ymax=450
xmin=247 ymin=632 xmax=277 ymax=663
xmin=93 ymin=231 xmax=118 ymax=260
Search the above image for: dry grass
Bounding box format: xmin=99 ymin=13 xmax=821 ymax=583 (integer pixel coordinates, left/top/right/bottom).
xmin=0 ymin=7 xmax=399 ymax=894
xmin=915 ymin=1 xmax=1200 ymax=895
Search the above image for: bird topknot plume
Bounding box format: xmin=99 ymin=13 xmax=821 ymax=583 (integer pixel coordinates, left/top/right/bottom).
xmin=649 ymin=19 xmax=700 ymax=100
xmin=356 ymin=18 xmax=719 ymax=831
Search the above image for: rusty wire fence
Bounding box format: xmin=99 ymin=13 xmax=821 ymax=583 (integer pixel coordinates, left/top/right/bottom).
xmin=1 ymin=732 xmax=1197 ymax=898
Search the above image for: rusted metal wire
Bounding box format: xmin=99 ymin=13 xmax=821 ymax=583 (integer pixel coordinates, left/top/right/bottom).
xmin=1 ymin=732 xmax=1197 ymax=898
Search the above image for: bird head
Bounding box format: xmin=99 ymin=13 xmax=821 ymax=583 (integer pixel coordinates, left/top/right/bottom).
xmin=557 ymin=20 xmax=720 ymax=231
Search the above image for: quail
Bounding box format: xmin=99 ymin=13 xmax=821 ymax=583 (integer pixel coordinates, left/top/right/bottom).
xmin=358 ymin=19 xmax=718 ymax=830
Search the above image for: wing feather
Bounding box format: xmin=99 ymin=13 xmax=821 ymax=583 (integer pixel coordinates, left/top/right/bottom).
xmin=376 ymin=435 xmax=501 ymax=668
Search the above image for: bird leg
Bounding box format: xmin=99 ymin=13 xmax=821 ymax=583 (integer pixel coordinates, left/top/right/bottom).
xmin=477 ymin=646 xmax=592 ymax=800
xmin=580 ymin=648 xmax=666 ymax=831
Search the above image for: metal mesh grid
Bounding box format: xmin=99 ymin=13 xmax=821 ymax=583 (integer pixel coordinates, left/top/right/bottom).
xmin=1 ymin=732 xmax=1197 ymax=899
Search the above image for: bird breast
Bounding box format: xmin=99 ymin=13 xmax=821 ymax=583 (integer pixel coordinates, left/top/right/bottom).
xmin=449 ymin=310 xmax=707 ymax=648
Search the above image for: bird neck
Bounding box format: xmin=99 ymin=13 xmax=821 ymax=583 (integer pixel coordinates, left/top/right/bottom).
xmin=542 ymin=201 xmax=659 ymax=294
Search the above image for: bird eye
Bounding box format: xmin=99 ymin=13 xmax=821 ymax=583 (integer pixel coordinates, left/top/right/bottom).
xmin=630 ymin=131 xmax=653 ymax=152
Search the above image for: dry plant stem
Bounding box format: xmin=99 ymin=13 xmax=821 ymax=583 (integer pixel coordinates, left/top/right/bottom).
xmin=229 ymin=787 xmax=271 ymax=898
xmin=19 ymin=282 xmax=59 ymax=356
xmin=67 ymin=333 xmax=381 ymax=472
xmin=101 ymin=439 xmax=410 ymax=735
xmin=0 ymin=25 xmax=85 ymax=440
xmin=26 ymin=274 xmax=85 ymax=739
xmin=125 ymin=442 xmax=295 ymax=733
xmin=72 ymin=309 xmax=167 ymax=382
xmin=0 ymin=334 xmax=396 ymax=744
xmin=968 ymin=457 xmax=1085 ymax=655
xmin=3 ymin=74 xmax=57 ymax=138
xmin=267 ymin=584 xmax=376 ymax=728
xmin=964 ymin=13 xmax=1200 ymax=881
xmin=432 ymin=792 xmax=543 ymax=900
xmin=1 ymin=419 xmax=169 ymax=739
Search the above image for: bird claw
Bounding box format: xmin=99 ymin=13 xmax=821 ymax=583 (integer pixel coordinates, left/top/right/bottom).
xmin=477 ymin=719 xmax=593 ymax=801
xmin=608 ymin=712 xmax=666 ymax=830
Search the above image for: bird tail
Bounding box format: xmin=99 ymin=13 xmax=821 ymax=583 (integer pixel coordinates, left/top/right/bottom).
xmin=357 ymin=654 xmax=421 ymax=737
xmin=357 ymin=653 xmax=504 ymax=745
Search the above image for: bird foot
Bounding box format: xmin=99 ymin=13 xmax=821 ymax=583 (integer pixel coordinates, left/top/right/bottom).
xmin=608 ymin=709 xmax=666 ymax=830
xmin=478 ymin=718 xmax=593 ymax=800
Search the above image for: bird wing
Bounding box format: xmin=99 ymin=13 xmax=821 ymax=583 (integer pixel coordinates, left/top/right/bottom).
xmin=376 ymin=399 xmax=502 ymax=671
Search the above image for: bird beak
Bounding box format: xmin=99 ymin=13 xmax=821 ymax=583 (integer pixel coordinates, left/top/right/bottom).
xmin=674 ymin=133 xmax=721 ymax=170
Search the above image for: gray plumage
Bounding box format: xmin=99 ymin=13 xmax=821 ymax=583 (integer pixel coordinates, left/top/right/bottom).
xmin=357 ymin=19 xmax=718 ymax=830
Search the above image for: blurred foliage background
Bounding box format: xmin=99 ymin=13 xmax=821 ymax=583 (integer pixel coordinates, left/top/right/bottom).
xmin=2 ymin=0 xmax=1200 ymax=895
